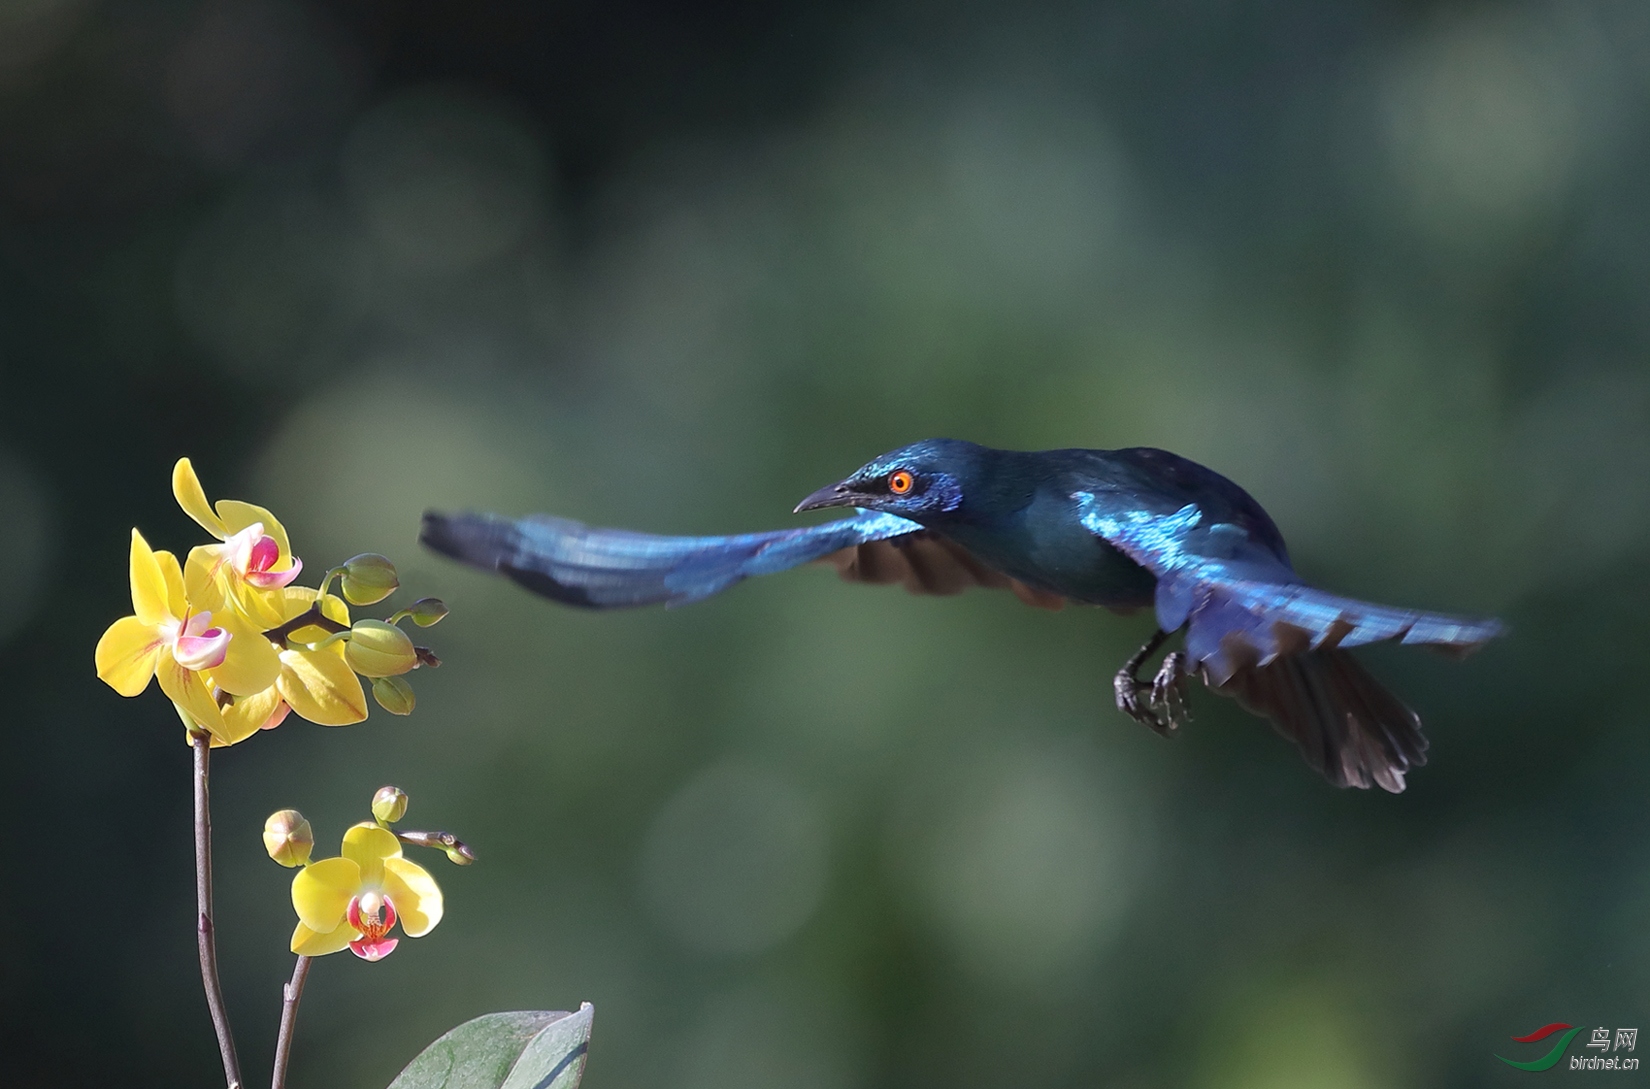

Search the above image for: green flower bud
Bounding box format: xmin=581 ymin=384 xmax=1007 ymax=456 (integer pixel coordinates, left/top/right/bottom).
xmin=339 ymin=553 xmax=399 ymax=606
xmin=371 ymin=674 xmax=416 ymax=715
xmin=263 ymin=810 xmax=313 ymax=867
xmin=406 ymin=597 xmax=449 ymax=627
xmin=372 ymin=785 xmax=409 ymax=824
xmin=398 ymin=829 xmax=477 ymax=865
xmin=345 ymin=619 xmax=418 ymax=677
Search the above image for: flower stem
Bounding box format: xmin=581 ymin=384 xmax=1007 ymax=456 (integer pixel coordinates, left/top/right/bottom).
xmin=271 ymin=956 xmax=312 ymax=1089
xmin=193 ymin=731 xmax=244 ymax=1089
xmin=262 ymin=605 xmax=348 ymax=647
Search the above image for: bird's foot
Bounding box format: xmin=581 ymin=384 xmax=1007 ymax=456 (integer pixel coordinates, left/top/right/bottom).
xmin=1150 ymin=650 xmax=1190 ymax=736
xmin=1113 ymin=644 xmax=1191 ymax=738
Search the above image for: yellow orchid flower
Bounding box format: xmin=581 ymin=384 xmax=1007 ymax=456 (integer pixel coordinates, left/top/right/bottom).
xmin=173 ymin=458 xmax=303 ymax=626
xmin=95 ymin=529 xmax=282 ymax=741
xmin=271 ymin=586 xmax=369 ymax=726
xmin=220 ymin=586 xmax=368 ymax=739
xmin=214 ymin=682 xmax=291 ymax=747
xmin=289 ymin=824 xmax=443 ymax=961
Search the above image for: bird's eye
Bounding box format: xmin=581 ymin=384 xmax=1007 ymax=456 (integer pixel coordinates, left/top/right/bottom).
xmin=888 ymin=470 xmax=914 ymax=495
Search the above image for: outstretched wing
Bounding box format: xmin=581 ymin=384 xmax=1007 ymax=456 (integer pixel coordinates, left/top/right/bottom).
xmin=421 ymin=509 xmax=922 ymax=608
xmin=421 ymin=509 xmax=1055 ymax=610
xmin=1074 ymin=494 xmax=1503 ymax=685
xmin=1075 ymin=491 xmax=1503 ymax=794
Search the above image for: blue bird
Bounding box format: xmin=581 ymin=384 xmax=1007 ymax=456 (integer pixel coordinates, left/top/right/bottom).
xmin=421 ymin=440 xmax=1503 ymax=793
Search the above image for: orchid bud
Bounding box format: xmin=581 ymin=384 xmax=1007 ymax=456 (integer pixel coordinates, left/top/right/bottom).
xmin=372 ymin=785 xmax=409 ymax=825
xmin=406 ymin=597 xmax=449 ymax=627
xmin=263 ymin=810 xmax=314 ymax=867
xmin=338 ymin=554 xmax=399 ymax=606
xmin=399 ymin=829 xmax=477 ymax=865
xmin=371 ymin=675 xmax=416 ymax=715
xmin=345 ymin=619 xmax=417 ymax=677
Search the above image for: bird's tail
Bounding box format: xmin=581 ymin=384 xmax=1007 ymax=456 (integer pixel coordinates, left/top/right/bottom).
xmin=1212 ymin=647 xmax=1426 ymax=793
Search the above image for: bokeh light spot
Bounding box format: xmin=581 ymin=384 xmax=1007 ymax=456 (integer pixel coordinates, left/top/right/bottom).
xmin=640 ymin=760 xmax=829 ymax=955
xmin=166 ymin=0 xmax=358 ymax=169
xmin=342 ymin=87 xmax=548 ymax=275
xmin=253 ymin=376 xmax=568 ymax=564
xmin=1379 ymin=12 xmax=1583 ymax=242
xmin=892 ymin=731 xmax=1150 ymax=988
xmin=1195 ymin=981 xmax=1385 ymax=1089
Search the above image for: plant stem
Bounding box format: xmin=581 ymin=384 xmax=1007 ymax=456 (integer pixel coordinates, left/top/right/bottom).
xmin=193 ymin=731 xmax=244 ymax=1089
xmin=262 ymin=605 xmax=347 ymax=647
xmin=271 ymin=956 xmax=312 ymax=1089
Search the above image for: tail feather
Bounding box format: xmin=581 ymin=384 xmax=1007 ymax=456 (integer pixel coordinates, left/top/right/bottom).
xmin=1214 ymin=647 xmax=1427 ymax=793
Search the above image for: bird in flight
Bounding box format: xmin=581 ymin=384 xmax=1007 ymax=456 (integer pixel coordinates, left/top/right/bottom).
xmin=421 ymin=439 xmax=1502 ymax=793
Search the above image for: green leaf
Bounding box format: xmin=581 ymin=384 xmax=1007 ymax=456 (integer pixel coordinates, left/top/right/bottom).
xmin=388 ymin=1004 xmax=593 ymax=1089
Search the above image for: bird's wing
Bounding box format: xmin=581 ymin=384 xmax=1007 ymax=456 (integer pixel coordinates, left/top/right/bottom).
xmin=1073 ymin=493 xmax=1504 ymax=685
xmin=424 ymin=508 xmax=1038 ymax=609
xmin=421 ymin=508 xmax=925 ymax=608
xmin=422 ymin=508 xmax=1062 ymax=610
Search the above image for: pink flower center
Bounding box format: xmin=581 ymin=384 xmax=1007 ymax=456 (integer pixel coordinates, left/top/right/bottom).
xmin=247 ymin=534 xmax=280 ymax=573
xmin=346 ymin=892 xmax=400 ymax=961
xmin=170 ymin=610 xmax=231 ymax=671
xmin=223 ymin=522 xmax=303 ymax=590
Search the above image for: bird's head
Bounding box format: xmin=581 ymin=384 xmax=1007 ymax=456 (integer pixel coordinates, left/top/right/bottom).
xmin=794 ymin=439 xmax=983 ymax=520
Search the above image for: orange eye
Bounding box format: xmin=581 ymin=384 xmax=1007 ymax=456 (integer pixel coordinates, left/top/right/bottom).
xmin=888 ymin=470 xmax=914 ymax=495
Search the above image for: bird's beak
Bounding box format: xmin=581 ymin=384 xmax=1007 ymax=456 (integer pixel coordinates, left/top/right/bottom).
xmin=794 ymin=480 xmax=859 ymax=513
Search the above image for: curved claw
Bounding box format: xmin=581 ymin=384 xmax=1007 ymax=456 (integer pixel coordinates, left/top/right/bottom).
xmin=1114 ymin=669 xmax=1151 ymax=723
xmin=1113 ymin=639 xmax=1191 ymax=738
xmin=1150 ymin=650 xmax=1191 ymax=735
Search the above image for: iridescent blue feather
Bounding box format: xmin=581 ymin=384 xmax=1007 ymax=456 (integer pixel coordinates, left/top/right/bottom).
xmin=1074 ymin=495 xmax=1503 ymax=685
xmin=423 ymin=439 xmax=1504 ymax=793
xmin=420 ymin=509 xmax=923 ymax=608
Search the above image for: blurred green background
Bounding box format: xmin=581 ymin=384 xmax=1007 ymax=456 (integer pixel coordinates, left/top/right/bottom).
xmin=3 ymin=0 xmax=1648 ymax=1086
